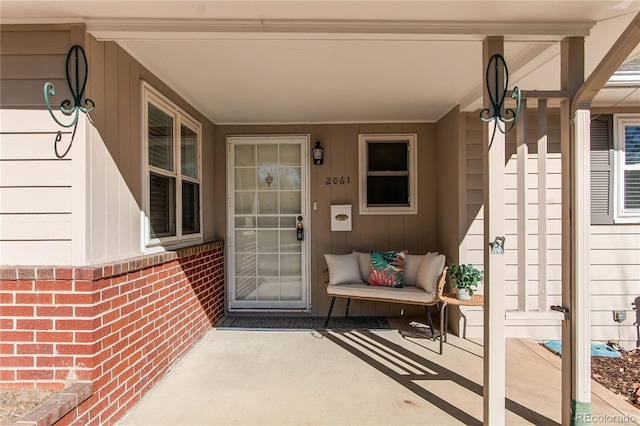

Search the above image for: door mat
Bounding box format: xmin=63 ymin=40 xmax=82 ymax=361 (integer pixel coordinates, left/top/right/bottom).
xmin=542 ymin=341 xmax=622 ymax=358
xmin=217 ymin=317 xmax=391 ymax=331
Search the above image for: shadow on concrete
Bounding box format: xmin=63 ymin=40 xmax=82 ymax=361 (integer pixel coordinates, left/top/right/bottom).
xmin=321 ymin=330 xmax=560 ymax=426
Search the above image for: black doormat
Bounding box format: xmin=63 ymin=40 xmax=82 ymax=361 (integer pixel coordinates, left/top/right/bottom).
xmin=217 ymin=316 xmax=390 ymax=331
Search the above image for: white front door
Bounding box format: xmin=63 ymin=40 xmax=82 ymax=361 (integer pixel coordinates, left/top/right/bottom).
xmin=227 ymin=135 xmax=310 ymax=311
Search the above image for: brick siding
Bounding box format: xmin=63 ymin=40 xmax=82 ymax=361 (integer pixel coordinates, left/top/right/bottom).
xmin=0 ymin=241 xmax=225 ymax=425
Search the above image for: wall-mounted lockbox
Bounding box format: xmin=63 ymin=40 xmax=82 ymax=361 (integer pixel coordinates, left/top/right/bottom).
xmin=331 ymin=205 xmax=352 ymax=232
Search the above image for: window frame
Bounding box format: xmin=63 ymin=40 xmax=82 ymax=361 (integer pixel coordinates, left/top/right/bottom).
xmin=142 ymin=82 xmax=203 ymax=249
xmin=358 ymin=133 xmax=418 ymax=215
xmin=613 ymin=114 xmax=640 ymax=224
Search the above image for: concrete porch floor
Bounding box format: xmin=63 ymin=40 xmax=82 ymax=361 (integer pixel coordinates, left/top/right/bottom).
xmin=119 ymin=318 xmax=639 ymax=425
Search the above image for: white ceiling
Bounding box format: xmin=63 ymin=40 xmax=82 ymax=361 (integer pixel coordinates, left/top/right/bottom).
xmin=2 ymin=1 xmax=639 ymax=124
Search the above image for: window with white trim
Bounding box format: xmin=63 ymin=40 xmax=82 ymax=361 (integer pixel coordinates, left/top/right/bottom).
xmin=358 ymin=134 xmax=417 ymax=215
xmin=143 ymin=83 xmax=202 ymax=248
xmin=613 ymin=114 xmax=640 ymax=223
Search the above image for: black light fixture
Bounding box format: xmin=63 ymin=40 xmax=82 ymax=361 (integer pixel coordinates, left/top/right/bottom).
xmin=312 ymin=140 xmax=324 ymax=165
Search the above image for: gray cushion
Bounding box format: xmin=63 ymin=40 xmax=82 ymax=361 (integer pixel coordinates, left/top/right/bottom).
xmin=325 ymin=282 xmax=437 ymax=305
xmin=353 ymin=251 xmax=372 ymax=282
xmin=416 ymin=253 xmax=446 ymax=294
xmin=403 ymin=253 xmax=435 ymax=286
xmin=324 ymin=253 xmax=363 ymax=285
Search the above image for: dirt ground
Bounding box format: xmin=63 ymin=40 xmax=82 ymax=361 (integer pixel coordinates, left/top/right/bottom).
xmin=0 ymin=388 xmax=56 ymax=424
xmin=591 ymin=348 xmax=640 ymax=408
xmin=0 ymin=349 xmax=637 ymax=423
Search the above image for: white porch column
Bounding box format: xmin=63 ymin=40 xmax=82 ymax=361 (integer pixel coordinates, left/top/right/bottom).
xmin=482 ymin=36 xmax=506 ymax=426
xmin=560 ymin=37 xmax=591 ymax=426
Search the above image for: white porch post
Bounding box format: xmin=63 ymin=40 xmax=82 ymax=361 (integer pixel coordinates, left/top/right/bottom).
xmin=560 ymin=37 xmax=591 ymax=426
xmin=482 ymin=36 xmax=506 ymax=426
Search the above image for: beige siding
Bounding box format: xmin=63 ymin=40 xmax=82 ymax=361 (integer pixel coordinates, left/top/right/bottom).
xmin=216 ymin=123 xmax=438 ymax=317
xmin=83 ymin=35 xmax=217 ymax=264
xmin=462 ymin=110 xmax=564 ymax=338
xmin=0 ymin=25 xmax=78 ymax=265
xmin=0 ymin=25 xmax=217 ymax=266
xmin=463 ymin=109 xmax=639 ymax=347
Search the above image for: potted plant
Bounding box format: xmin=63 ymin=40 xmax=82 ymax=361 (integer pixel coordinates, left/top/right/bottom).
xmin=447 ymin=264 xmax=483 ymax=301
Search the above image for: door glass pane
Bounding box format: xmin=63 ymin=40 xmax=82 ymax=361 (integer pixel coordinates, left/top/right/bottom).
xmin=235 ymin=254 xmax=256 ymax=276
xmin=258 ymin=144 xmax=278 ymax=166
xmin=257 ymin=230 xmax=278 ymax=252
xmin=258 ymin=167 xmax=278 ymax=190
xmin=279 ymin=167 xmax=301 ymax=190
xmin=257 ymin=217 xmax=279 ymax=228
xmin=236 ymin=277 xmax=256 ymax=300
xmin=235 ymin=217 xmax=255 ymax=228
xmin=281 ymin=254 xmax=302 ymax=276
xmin=280 ymin=231 xmax=301 ymax=253
xmin=149 ymin=172 xmax=175 ymax=238
xmin=235 ymin=168 xmax=256 ymax=190
xmin=235 ymin=145 xmax=255 ymax=166
xmin=257 ymin=278 xmax=279 ymax=300
xmin=258 ymin=254 xmax=279 ymax=276
xmin=148 ymin=103 xmax=173 ymax=171
xmin=182 ymin=182 xmax=200 ymax=234
xmin=181 ymin=124 xmax=198 ymax=178
xmin=281 ymin=279 xmax=302 ymax=300
xmin=280 ymin=217 xmax=296 ymax=228
xmin=280 ymin=191 xmax=301 ymax=214
xmin=235 ymin=192 xmax=256 ymax=214
xmin=258 ymin=192 xmax=278 ymax=214
xmin=235 ymin=230 xmax=256 ymax=253
xmin=280 ymin=144 xmax=301 ymax=166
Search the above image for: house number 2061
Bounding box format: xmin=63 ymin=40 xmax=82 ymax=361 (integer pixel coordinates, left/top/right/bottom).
xmin=325 ymin=177 xmax=350 ymax=185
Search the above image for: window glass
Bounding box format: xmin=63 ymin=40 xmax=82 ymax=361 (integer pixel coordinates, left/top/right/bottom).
xmin=368 ymin=142 xmax=408 ymax=171
xmin=182 ymin=181 xmax=200 ymax=234
xmin=367 ymin=176 xmax=409 ymax=206
xmin=148 ymin=103 xmax=174 ymax=171
xmin=149 ymin=172 xmax=175 ymax=238
xmin=624 ymin=170 xmax=640 ymax=209
xmin=181 ymin=124 xmax=198 ymax=178
xmin=624 ymin=125 xmax=640 ymax=165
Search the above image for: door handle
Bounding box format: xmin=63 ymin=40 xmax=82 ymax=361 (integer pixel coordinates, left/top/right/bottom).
xmin=296 ymin=216 xmax=304 ymax=241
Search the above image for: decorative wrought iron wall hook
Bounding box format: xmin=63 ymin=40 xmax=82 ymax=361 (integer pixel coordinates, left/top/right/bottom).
xmin=44 ymin=45 xmax=95 ymax=158
xmin=479 ymin=54 xmax=521 ymax=146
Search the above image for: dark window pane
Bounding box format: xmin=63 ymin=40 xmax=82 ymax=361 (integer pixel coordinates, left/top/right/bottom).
xmin=368 ymin=142 xmax=408 ymax=171
xmin=181 ymin=124 xmax=198 ymax=178
xmin=367 ymin=176 xmax=409 ymax=206
xmin=182 ymin=182 xmax=201 ymax=234
xmin=624 ymin=125 xmax=640 ymax=165
xmin=148 ymin=103 xmax=174 ymax=171
xmin=624 ymin=170 xmax=640 ymax=209
xmin=149 ymin=172 xmax=175 ymax=238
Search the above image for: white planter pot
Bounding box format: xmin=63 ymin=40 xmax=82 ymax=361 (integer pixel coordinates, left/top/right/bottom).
xmin=457 ymin=288 xmax=471 ymax=301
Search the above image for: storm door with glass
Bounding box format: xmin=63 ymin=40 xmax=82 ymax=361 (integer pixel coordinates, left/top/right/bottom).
xmin=227 ymin=135 xmax=310 ymax=311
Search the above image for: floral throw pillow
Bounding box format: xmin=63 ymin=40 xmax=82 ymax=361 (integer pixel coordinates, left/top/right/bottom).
xmin=367 ymin=250 xmax=406 ymax=288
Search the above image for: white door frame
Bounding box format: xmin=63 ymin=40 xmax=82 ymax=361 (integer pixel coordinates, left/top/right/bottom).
xmin=226 ymin=134 xmax=311 ymax=312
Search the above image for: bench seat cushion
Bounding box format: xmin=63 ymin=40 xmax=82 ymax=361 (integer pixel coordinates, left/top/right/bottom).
xmin=325 ymin=282 xmax=437 ymax=305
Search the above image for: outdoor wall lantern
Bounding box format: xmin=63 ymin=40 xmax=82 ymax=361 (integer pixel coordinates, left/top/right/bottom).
xmin=312 ymin=140 xmax=325 ymax=165
xmin=44 ymin=44 xmax=95 ymax=158
xmin=479 ymin=53 xmax=521 ymax=146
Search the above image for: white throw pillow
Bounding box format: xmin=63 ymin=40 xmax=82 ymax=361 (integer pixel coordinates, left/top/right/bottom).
xmin=416 ymin=253 xmax=446 ymax=294
xmin=324 ymin=253 xmax=364 ymax=286
xmin=353 ymin=251 xmax=372 ymax=282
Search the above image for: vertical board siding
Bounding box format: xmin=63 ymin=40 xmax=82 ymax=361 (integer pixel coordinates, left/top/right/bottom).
xmin=85 ymin=36 xmax=217 ymax=264
xmin=216 ymin=123 xmax=437 ymax=317
xmin=0 ymin=26 xmax=74 ymax=265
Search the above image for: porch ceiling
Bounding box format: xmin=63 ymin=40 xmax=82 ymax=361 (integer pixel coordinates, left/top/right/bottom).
xmin=2 ymin=1 xmax=639 ymax=124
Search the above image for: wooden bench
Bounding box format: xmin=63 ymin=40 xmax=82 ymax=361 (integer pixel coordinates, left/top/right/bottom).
xmin=322 ymin=251 xmax=447 ymax=339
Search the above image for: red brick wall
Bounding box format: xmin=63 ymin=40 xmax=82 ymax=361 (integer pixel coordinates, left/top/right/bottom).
xmin=0 ymin=241 xmax=225 ymax=425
